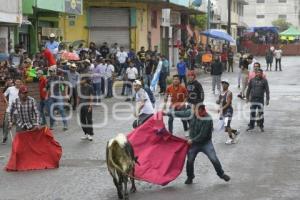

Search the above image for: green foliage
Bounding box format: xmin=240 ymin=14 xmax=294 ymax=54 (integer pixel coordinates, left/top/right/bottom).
xmin=272 ymin=19 xmax=292 ymax=32
xmin=190 ymin=14 xmax=207 ymax=30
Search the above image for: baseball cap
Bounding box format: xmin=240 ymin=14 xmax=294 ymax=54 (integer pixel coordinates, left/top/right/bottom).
xmin=24 ymin=58 xmax=32 ymax=63
xmin=134 ymin=80 xmax=142 ymax=86
xmin=49 ymin=33 xmax=56 ymax=38
xmin=19 ymin=85 xmax=28 ymax=93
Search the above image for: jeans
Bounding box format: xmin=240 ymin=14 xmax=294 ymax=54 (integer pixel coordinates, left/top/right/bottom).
xmin=249 ymin=102 xmax=264 ymax=128
xmin=69 ymin=87 xmax=77 ymax=110
xmin=101 ymin=77 xmax=105 ymax=95
xmin=212 ymin=75 xmax=221 ymax=93
xmin=237 ymin=68 xmax=242 ymax=86
xmin=39 ymin=100 xmax=47 ymax=125
xmin=93 ymin=82 xmax=101 ymax=102
xmin=186 ymin=140 xmax=225 ymax=179
xmin=144 ymin=74 xmax=152 ymax=87
xmin=48 ymin=97 xmax=68 ymax=128
xmin=275 ymin=58 xmax=282 ymax=71
xmin=106 ymin=77 xmax=113 ymax=97
xmin=118 ymin=63 xmax=127 ymax=76
xmin=168 ymin=107 xmax=189 ymax=133
xmin=228 ymin=59 xmax=233 ymax=72
xmin=2 ymin=112 xmax=9 ymax=140
xmin=80 ymin=105 xmax=94 ymax=136
xmin=179 ymin=75 xmax=187 ymax=86
xmin=124 ymin=79 xmax=135 ymax=97
xmin=159 ymin=72 xmax=167 ymax=93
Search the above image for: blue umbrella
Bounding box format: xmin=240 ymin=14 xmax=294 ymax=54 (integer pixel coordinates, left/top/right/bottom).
xmin=201 ymin=29 xmax=235 ymax=43
xmin=0 ymin=53 xmax=9 ymax=62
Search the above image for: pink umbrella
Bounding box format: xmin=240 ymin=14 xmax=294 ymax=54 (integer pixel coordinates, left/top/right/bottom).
xmin=61 ymin=51 xmax=80 ymax=61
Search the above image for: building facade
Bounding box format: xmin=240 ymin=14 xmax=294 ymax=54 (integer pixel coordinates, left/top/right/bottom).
xmin=244 ymin=0 xmax=300 ymax=28
xmin=0 ymin=0 xmax=22 ymax=54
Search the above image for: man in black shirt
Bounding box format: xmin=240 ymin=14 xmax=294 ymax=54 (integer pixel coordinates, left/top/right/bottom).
xmin=78 ymin=77 xmax=94 ymax=141
xmin=100 ymin=42 xmax=110 ymax=59
xmin=211 ymin=55 xmax=223 ymax=95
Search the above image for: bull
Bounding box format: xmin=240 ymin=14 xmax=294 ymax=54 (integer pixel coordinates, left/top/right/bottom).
xmin=106 ymin=134 xmax=137 ymax=200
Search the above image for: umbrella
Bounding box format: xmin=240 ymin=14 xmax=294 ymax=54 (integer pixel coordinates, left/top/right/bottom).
xmin=61 ymin=51 xmax=80 ymax=61
xmin=0 ymin=53 xmax=9 ymax=62
xmin=200 ymin=29 xmax=235 ymax=43
xmin=279 ymin=26 xmax=300 ymax=36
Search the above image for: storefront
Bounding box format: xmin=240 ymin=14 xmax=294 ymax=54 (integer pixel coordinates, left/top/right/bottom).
xmin=88 ymin=8 xmax=131 ymax=49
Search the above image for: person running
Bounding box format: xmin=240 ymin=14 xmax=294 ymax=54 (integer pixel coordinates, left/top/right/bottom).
xmin=8 ymin=85 xmax=40 ymax=132
xmin=217 ymin=80 xmax=240 ymax=144
xmin=246 ymin=69 xmax=270 ymax=132
xmin=78 ymin=77 xmax=94 ymax=141
xmin=176 ymin=57 xmax=188 ymax=86
xmin=163 ymin=75 xmax=189 ymax=133
xmin=2 ymin=79 xmax=22 ymax=144
xmin=274 ymin=46 xmax=283 ymax=71
xmin=166 ymin=104 xmax=231 ymax=184
xmin=132 ymin=80 xmax=154 ymax=128
xmin=211 ymin=54 xmax=223 ymax=95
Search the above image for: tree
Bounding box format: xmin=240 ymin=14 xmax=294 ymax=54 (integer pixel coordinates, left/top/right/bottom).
xmin=190 ymin=14 xmax=207 ymax=30
xmin=272 ymin=19 xmax=292 ymax=32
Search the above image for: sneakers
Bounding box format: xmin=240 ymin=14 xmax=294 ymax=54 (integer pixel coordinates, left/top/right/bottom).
xmin=260 ymin=127 xmax=264 ymax=132
xmin=2 ymin=137 xmax=7 ymax=145
xmin=184 ymin=177 xmax=193 ymax=185
xmin=63 ymin=126 xmax=68 ymax=131
xmin=225 ymin=138 xmax=233 ymax=145
xmin=220 ymin=174 xmax=231 ymax=182
xmin=246 ymin=126 xmax=254 ymax=131
xmin=81 ymin=134 xmax=88 ymax=140
xmin=87 ymin=135 xmax=93 ymax=141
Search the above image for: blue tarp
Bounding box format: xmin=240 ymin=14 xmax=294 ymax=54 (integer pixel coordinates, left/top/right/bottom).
xmin=200 ymin=29 xmax=235 ymax=43
xmin=246 ymin=27 xmax=279 ymax=33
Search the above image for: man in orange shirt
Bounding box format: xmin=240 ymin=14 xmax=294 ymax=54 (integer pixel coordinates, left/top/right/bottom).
xmin=164 ymin=75 xmax=189 ymax=133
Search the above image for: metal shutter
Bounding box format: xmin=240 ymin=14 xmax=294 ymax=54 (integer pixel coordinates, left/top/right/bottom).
xmin=89 ymin=8 xmax=130 ymax=49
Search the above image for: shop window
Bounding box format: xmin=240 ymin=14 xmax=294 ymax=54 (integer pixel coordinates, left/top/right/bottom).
xmin=151 ymin=11 xmax=158 ymax=28
xmin=278 ymin=15 xmax=287 ymax=19
xmin=256 ymin=0 xmax=265 ymax=3
xmin=256 ymin=15 xmax=265 ymax=19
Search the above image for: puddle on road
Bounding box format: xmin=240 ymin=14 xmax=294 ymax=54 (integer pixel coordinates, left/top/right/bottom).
xmin=60 ymin=159 xmax=106 ymax=168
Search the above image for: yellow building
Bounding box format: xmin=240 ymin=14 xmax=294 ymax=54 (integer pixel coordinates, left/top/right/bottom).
xmin=59 ymin=0 xmax=150 ymax=50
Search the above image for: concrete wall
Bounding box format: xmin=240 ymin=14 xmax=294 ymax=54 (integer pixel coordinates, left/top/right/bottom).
xmin=148 ymin=6 xmax=161 ymax=50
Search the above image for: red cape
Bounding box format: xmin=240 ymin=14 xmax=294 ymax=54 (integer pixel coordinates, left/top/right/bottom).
xmin=127 ymin=112 xmax=189 ymax=186
xmin=5 ymin=127 xmax=62 ymax=171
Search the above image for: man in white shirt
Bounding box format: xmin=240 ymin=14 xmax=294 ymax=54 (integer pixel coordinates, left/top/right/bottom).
xmin=274 ymin=47 xmax=283 ymax=71
xmin=116 ymin=47 xmax=128 ymax=76
xmin=132 ymin=80 xmax=154 ymax=128
xmin=98 ymin=58 xmax=107 ymax=95
xmin=105 ymin=59 xmax=115 ymax=98
xmin=125 ymin=61 xmax=138 ymax=101
xmin=247 ymin=55 xmax=258 ymax=72
xmin=2 ymin=79 xmax=22 ymax=144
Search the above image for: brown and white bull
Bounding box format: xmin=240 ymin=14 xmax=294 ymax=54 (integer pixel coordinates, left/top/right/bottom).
xmin=106 ymin=134 xmax=137 ymax=200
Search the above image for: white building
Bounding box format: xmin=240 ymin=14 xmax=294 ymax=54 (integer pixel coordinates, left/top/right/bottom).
xmin=199 ymin=0 xmax=249 ymax=39
xmin=244 ymin=0 xmax=300 ymax=28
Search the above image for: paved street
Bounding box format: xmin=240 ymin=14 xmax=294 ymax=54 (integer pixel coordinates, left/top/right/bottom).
xmin=1 ymin=56 xmax=300 ymax=200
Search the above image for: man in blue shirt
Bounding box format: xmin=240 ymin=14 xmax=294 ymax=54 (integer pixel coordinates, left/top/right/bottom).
xmin=45 ymin=33 xmax=59 ymax=57
xmin=177 ymin=57 xmax=187 ymax=86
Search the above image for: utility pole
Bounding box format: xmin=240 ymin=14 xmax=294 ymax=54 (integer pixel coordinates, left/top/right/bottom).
xmin=206 ymin=0 xmax=211 ymax=46
xmin=227 ymin=0 xmax=232 ymax=35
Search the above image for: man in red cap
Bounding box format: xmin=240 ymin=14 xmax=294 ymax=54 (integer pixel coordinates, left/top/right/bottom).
xmin=8 ymin=85 xmax=40 ymax=132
